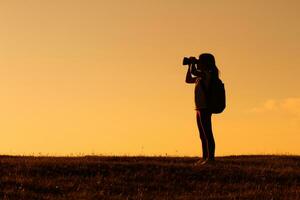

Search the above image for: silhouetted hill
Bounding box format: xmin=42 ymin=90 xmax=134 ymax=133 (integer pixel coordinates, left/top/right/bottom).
xmin=0 ymin=155 xmax=299 ymax=199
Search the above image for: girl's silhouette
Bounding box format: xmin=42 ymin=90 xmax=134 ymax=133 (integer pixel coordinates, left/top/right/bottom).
xmin=185 ymin=53 xmax=220 ymax=165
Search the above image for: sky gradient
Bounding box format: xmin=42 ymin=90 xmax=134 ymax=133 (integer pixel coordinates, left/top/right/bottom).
xmin=0 ymin=0 xmax=300 ymax=156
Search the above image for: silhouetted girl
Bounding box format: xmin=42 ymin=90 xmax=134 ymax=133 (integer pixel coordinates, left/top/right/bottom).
xmin=185 ymin=53 xmax=220 ymax=165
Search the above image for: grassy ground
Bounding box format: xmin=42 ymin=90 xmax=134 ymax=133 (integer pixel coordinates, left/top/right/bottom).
xmin=0 ymin=155 xmax=299 ymax=200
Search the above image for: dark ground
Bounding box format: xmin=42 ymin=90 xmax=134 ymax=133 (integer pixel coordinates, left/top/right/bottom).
xmin=0 ymin=155 xmax=299 ymax=200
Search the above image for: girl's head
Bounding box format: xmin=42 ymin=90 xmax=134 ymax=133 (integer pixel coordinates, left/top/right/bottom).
xmin=198 ymin=53 xmax=219 ymax=77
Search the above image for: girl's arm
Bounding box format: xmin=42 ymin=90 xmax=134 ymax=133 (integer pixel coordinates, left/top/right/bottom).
xmin=185 ymin=64 xmax=198 ymax=83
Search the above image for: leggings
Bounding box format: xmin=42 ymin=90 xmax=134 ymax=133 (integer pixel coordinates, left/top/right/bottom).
xmin=196 ymin=109 xmax=215 ymax=160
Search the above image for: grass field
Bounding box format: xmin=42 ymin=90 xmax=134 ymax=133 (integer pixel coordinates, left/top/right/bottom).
xmin=0 ymin=155 xmax=299 ymax=199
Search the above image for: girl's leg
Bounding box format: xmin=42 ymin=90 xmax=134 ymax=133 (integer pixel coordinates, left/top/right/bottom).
xmin=196 ymin=110 xmax=208 ymax=159
xmin=199 ymin=109 xmax=215 ymax=160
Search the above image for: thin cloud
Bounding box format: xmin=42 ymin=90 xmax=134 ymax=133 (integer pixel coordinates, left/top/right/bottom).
xmin=249 ymin=97 xmax=300 ymax=119
xmin=249 ymin=99 xmax=278 ymax=113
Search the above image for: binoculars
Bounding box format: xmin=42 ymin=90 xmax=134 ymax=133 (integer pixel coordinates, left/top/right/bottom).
xmin=182 ymin=57 xmax=199 ymax=66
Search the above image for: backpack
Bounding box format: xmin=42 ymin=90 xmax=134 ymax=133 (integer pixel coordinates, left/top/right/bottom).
xmin=208 ymin=77 xmax=226 ymax=114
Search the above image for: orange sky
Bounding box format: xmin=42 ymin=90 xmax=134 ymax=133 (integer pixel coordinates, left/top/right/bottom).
xmin=0 ymin=0 xmax=299 ymax=156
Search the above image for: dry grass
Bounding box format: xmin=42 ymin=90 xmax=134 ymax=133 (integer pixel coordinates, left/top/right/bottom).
xmin=0 ymin=155 xmax=299 ymax=199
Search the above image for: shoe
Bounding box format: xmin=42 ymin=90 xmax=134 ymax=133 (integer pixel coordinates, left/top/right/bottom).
xmin=193 ymin=158 xmax=208 ymax=166
xmin=194 ymin=158 xmax=215 ymax=166
xmin=204 ymin=158 xmax=215 ymax=165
